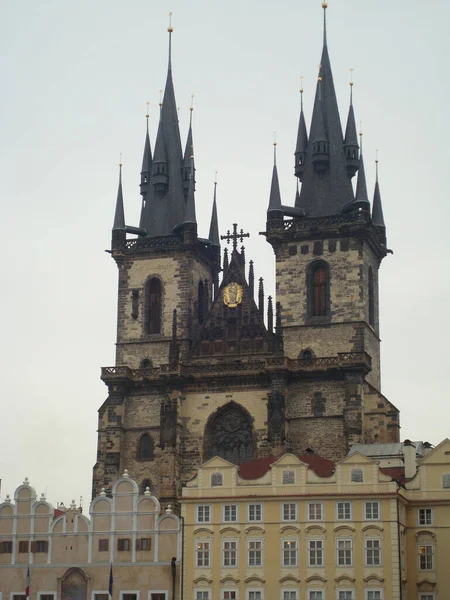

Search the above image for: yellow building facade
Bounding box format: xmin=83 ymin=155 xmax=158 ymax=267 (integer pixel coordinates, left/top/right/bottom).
xmin=181 ymin=440 xmax=450 ymax=600
xmin=0 ymin=472 xmax=180 ymax=600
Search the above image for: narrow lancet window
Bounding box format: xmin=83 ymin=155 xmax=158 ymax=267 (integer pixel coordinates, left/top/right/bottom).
xmin=145 ymin=277 xmax=162 ymax=334
xmin=198 ymin=280 xmax=204 ymax=323
xmin=368 ymin=266 xmax=375 ymax=327
xmin=312 ymin=265 xmax=328 ymax=317
xmin=138 ymin=434 xmax=154 ymax=460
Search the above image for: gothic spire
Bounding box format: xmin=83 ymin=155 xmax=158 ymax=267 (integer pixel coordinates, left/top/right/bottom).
xmin=141 ymin=18 xmax=185 ymax=237
xmin=344 ymin=79 xmax=359 ymax=179
xmin=372 ymin=158 xmax=385 ymax=228
xmin=296 ymin=3 xmax=354 ymax=216
xmin=208 ymin=179 xmax=220 ymax=246
xmin=140 ymin=107 xmax=152 ymax=195
xmin=182 ymin=101 xmax=194 ymax=197
xmin=268 ymin=141 xmax=282 ymax=211
xmin=112 ymin=162 xmax=125 ymax=230
xmin=184 ymin=154 xmax=196 ymax=224
xmin=354 ymin=134 xmax=370 ymax=204
xmin=294 ymin=85 xmax=308 ymax=181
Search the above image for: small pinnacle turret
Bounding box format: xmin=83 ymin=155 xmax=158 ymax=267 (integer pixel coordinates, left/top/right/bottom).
xmin=184 ymin=155 xmax=196 ymax=225
xmin=182 ymin=106 xmax=194 ymax=197
xmin=140 ymin=111 xmax=152 ymax=196
xmin=268 ymin=143 xmax=282 ymax=211
xmin=112 ymin=163 xmax=125 ymax=230
xmin=372 ymin=159 xmax=386 ymax=236
xmin=294 ymin=86 xmax=308 ymax=181
xmin=208 ymin=180 xmax=220 ymax=246
xmin=344 ymin=81 xmax=359 ymax=179
xmin=354 ymin=135 xmax=370 ymax=207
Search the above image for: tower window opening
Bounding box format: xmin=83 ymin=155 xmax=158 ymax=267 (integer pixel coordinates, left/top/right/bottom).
xmin=145 ymin=277 xmax=162 ymax=334
xmin=312 ymin=265 xmax=328 ymax=317
xmin=198 ymin=280 xmax=204 ymax=323
xmin=368 ymin=266 xmax=375 ymax=327
xmin=138 ymin=433 xmax=154 ymax=461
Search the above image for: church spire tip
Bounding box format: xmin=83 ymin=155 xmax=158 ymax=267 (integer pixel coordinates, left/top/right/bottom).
xmin=113 ymin=159 xmax=125 ymax=231
xmin=322 ymin=2 xmax=328 ymax=46
xmin=167 ymin=12 xmax=173 ymax=71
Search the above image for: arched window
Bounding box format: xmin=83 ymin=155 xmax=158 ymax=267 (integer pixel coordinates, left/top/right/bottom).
xmin=138 ymin=434 xmax=154 ymax=461
xmin=61 ymin=568 xmax=88 ymax=600
xmin=198 ymin=280 xmax=204 ymax=324
xmin=139 ymin=478 xmax=152 ymax=495
xmin=204 ymin=402 xmax=254 ymax=464
xmin=368 ymin=266 xmax=375 ymax=327
xmin=145 ymin=277 xmax=162 ymax=334
xmin=308 ymin=261 xmax=330 ymax=318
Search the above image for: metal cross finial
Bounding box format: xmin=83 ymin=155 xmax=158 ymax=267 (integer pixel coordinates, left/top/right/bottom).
xmin=220 ymin=223 xmax=250 ymax=252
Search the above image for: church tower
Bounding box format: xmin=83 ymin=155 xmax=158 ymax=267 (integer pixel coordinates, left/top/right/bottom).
xmin=93 ymin=6 xmax=399 ymax=504
xmin=265 ymin=3 xmax=398 ymax=455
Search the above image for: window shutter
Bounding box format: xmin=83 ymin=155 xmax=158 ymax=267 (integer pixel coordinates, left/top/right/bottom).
xmin=136 ymin=539 xmax=142 ymax=551
xmin=30 ymin=541 xmax=36 ymax=553
xmin=0 ymin=542 xmax=3 ymax=554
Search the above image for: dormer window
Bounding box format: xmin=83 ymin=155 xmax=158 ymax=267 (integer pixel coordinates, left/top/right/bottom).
xmin=211 ymin=472 xmax=223 ymax=487
xmin=282 ymin=470 xmax=295 ymax=484
xmin=351 ymin=468 xmax=364 ymax=483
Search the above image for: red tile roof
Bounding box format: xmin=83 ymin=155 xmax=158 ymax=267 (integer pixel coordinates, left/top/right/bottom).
xmin=380 ymin=467 xmax=406 ymax=485
xmin=238 ymin=453 xmax=335 ymax=480
xmin=53 ymin=508 xmax=65 ymax=518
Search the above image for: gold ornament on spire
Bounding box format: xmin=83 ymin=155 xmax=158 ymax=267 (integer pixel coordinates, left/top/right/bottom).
xmin=119 ymin=152 xmax=123 ymax=167
xmin=146 ymin=101 xmax=150 ymax=118
xmin=322 ymin=2 xmax=328 ymax=8
xmin=300 ymin=75 xmax=304 ymax=94
xmin=350 ymin=67 xmax=354 ymax=87
xmin=168 ymin=12 xmax=173 ymax=33
xmin=159 ymin=89 xmax=163 ymax=107
xmin=215 ymin=171 xmax=218 ymax=185
xmin=190 ymin=94 xmax=194 ymax=112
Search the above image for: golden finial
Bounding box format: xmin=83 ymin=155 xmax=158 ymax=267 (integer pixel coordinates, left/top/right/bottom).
xmin=190 ymin=94 xmax=194 ymax=112
xmin=273 ymin=131 xmax=277 ymax=147
xmin=322 ymin=2 xmax=328 ymax=8
xmin=375 ymin=149 xmax=379 ymax=164
xmin=300 ymin=75 xmax=304 ymax=94
xmin=146 ymin=101 xmax=150 ymax=118
xmin=214 ymin=171 xmax=218 ymax=185
xmin=119 ymin=152 xmax=123 ymax=167
xmin=359 ymin=121 xmax=363 ymax=137
xmin=350 ymin=68 xmax=354 ymax=87
xmin=159 ymin=89 xmax=163 ymax=107
xmin=168 ymin=12 xmax=173 ymax=33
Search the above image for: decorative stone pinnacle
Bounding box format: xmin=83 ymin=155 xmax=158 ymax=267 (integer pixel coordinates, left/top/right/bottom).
xmin=122 ymin=469 xmax=129 ymax=478
xmin=144 ymin=486 xmax=151 ymax=497
xmin=166 ymin=504 xmax=173 ymax=514
xmin=100 ymin=488 xmax=106 ymax=497
xmin=5 ymin=494 xmax=11 ymax=503
xmin=23 ymin=477 xmax=29 ymax=485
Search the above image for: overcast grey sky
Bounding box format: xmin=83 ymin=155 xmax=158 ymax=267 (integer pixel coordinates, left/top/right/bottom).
xmin=2 ymin=0 xmax=449 ymax=507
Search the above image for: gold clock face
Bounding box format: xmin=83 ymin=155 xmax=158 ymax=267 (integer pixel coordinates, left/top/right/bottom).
xmin=223 ymin=282 xmax=243 ymax=308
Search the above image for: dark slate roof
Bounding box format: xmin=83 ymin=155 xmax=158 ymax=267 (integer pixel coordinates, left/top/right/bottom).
xmin=372 ymin=163 xmax=386 ymax=227
xmin=268 ymin=148 xmax=282 ymax=211
xmin=141 ymin=117 xmax=152 ymax=175
xmin=344 ymin=88 xmax=358 ymax=149
xmin=184 ymin=159 xmax=196 ymax=224
xmin=296 ymin=32 xmax=355 ymax=215
xmin=112 ymin=164 xmax=125 ymax=230
xmin=141 ymin=37 xmax=188 ymax=237
xmin=183 ymin=111 xmax=193 ymax=168
xmin=354 ymin=145 xmax=369 ymax=205
xmin=295 ymin=93 xmax=308 ymax=155
xmin=208 ymin=182 xmax=220 ymax=246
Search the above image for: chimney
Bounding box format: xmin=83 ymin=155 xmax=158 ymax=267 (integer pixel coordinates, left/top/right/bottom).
xmin=403 ymin=440 xmax=417 ymax=479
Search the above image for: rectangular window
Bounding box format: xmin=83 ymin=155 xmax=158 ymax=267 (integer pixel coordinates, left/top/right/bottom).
xmin=136 ymin=538 xmax=152 ymax=551
xmin=282 ymin=592 xmax=297 ymax=600
xmin=338 ymin=592 xmax=354 ymax=600
xmin=419 ymin=595 xmax=435 ymax=600
xmin=248 ymin=540 xmax=263 ymax=566
xmin=248 ymin=504 xmax=263 ymax=522
xmin=337 ymin=539 xmax=353 ymax=566
xmin=223 ymin=591 xmax=237 ymax=600
xmin=0 ymin=541 xmax=12 ymax=553
xmin=18 ymin=541 xmax=28 ymax=553
xmin=196 ymin=541 xmax=211 ymax=567
xmin=308 ymin=593 xmax=324 ymax=600
xmin=366 ymin=592 xmax=383 ymax=600
xmin=35 ymin=540 xmax=48 ymax=553
xmin=195 ymin=593 xmax=210 ymax=600
xmin=418 ymin=508 xmax=433 ymax=526
xmin=351 ymin=468 xmax=364 ymax=482
xmin=247 ymin=592 xmax=263 ymax=600
xmin=211 ymin=473 xmax=223 ymax=487
xmin=149 ymin=594 xmax=167 ymax=600
xmin=93 ymin=595 xmax=109 ymax=600
xmin=12 ymin=596 xmax=27 ymax=600
xmin=282 ymin=540 xmax=297 ymax=567
xmin=443 ymin=474 xmax=450 ymax=488
xmin=418 ymin=545 xmax=434 ymax=570
xmin=223 ymin=541 xmax=238 ymax=567
xmin=39 ymin=595 xmax=56 ymax=600
xmin=336 ymin=502 xmax=352 ymax=520
xmin=282 ymin=503 xmax=297 ymax=521
xmin=223 ymin=504 xmax=238 ymax=522
xmin=196 ymin=505 xmax=211 ymax=523
xmin=365 ymin=539 xmax=381 ymax=566
xmin=364 ymin=501 xmax=380 ymax=520
xmin=117 ymin=538 xmax=131 ymax=551
xmin=282 ymin=470 xmax=295 ymax=484
xmin=122 ymin=595 xmax=138 ymax=600
xmin=308 ymin=539 xmax=324 ymax=567
xmin=98 ymin=539 xmax=109 ymax=552
xmin=308 ymin=503 xmax=323 ymax=521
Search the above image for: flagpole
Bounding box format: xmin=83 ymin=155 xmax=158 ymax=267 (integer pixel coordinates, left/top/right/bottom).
xmin=109 ymin=561 xmax=113 ymax=599
xmin=25 ymin=564 xmax=30 ymax=600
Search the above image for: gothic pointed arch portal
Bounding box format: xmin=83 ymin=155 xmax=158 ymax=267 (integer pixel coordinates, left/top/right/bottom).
xmin=204 ymin=402 xmax=254 ymax=464
xmin=61 ymin=567 xmax=88 ymax=600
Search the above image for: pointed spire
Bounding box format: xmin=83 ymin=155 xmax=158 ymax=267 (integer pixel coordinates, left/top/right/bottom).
xmin=267 ymin=295 xmax=274 ymax=334
xmin=294 ymin=80 xmax=308 ymax=181
xmin=168 ymin=12 xmax=173 ymax=71
xmin=140 ymin=104 xmax=153 ymax=190
xmin=372 ymin=156 xmax=386 ymax=228
xmin=223 ymin=247 xmax=229 ymax=271
xmin=182 ymin=98 xmax=194 ymax=197
xmin=184 ymin=153 xmax=196 ymax=224
xmin=297 ymin=4 xmax=355 ymax=216
xmin=258 ymin=277 xmax=264 ymax=316
xmin=322 ymin=2 xmax=328 ymax=46
xmin=113 ymin=161 xmax=125 ymax=230
xmin=354 ymin=132 xmax=370 ymax=206
xmin=344 ymin=73 xmax=360 ymax=179
xmin=268 ymin=138 xmax=282 ymax=211
xmin=208 ymin=177 xmax=220 ymax=246
xmin=249 ymin=260 xmax=255 ymax=298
